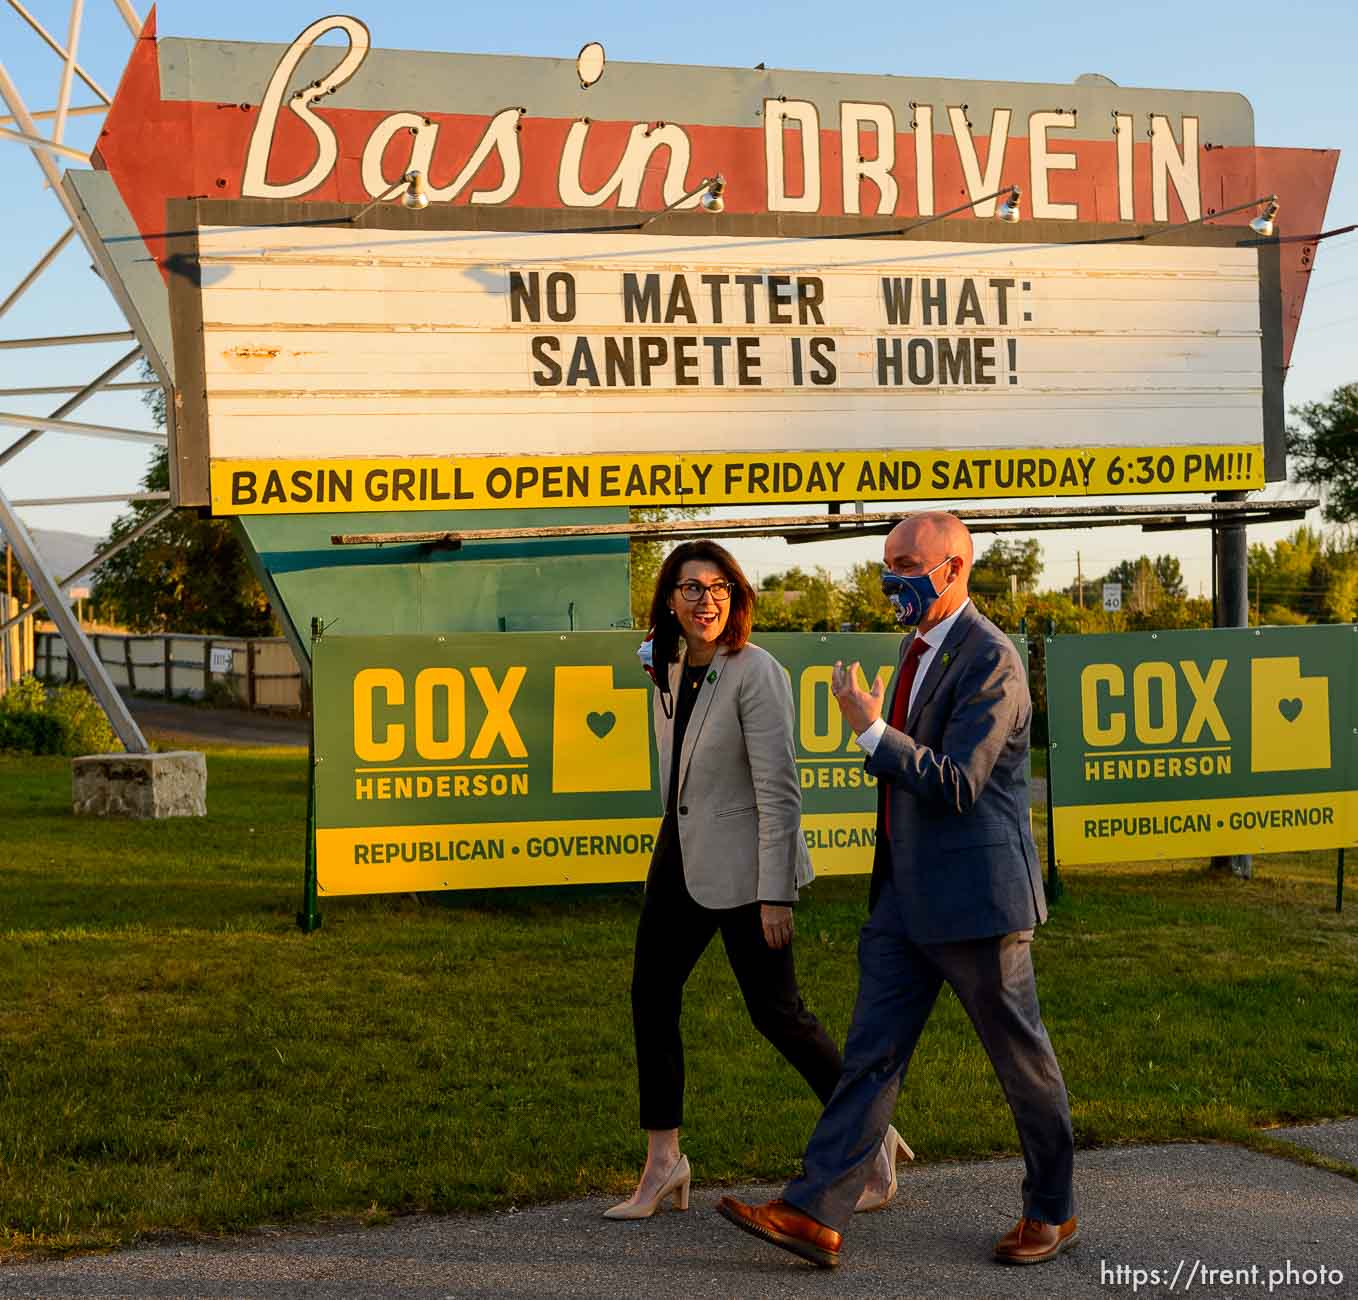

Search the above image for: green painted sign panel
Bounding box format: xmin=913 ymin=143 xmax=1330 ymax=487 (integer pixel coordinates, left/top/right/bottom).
xmin=236 ymin=507 xmax=631 ymax=666
xmin=1046 ymin=626 xmax=1358 ymax=864
xmin=312 ymin=631 xmax=909 ymax=895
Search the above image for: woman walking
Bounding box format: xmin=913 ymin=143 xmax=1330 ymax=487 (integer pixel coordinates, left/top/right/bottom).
xmin=605 ymin=540 xmax=907 ymax=1219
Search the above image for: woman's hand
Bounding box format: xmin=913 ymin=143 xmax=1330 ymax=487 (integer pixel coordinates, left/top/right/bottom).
xmin=760 ymin=904 xmax=794 ymax=949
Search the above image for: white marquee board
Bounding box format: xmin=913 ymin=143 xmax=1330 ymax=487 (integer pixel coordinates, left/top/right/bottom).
xmin=172 ymin=223 xmax=1269 ymax=515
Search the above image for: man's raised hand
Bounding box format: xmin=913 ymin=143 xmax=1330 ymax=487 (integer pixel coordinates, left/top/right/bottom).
xmin=831 ymin=660 xmax=886 ymax=735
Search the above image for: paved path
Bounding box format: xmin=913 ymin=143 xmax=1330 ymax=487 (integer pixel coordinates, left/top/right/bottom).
xmin=3 ymin=1124 xmax=1353 ymax=1299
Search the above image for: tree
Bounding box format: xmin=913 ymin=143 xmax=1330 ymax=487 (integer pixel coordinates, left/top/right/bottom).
xmin=1288 ymin=382 xmax=1358 ymax=523
xmin=628 ymin=509 xmax=669 ymax=628
xmin=91 ymin=448 xmax=277 ymax=635
xmin=1125 ymin=595 xmax=1211 ymax=631
xmin=1102 ymin=557 xmax=1153 ymax=612
xmin=970 ymin=538 xmax=1042 ymax=597
xmin=1132 ymin=559 xmax=1159 ymax=613
xmin=1248 ymin=527 xmax=1321 ymax=620
xmin=628 ymin=506 xmax=708 ymax=628
xmin=1100 ymin=554 xmax=1183 ymax=612
xmin=1101 ymin=558 xmax=1135 ymax=593
xmin=1245 ymin=526 xmax=1358 ymax=624
xmin=91 ymin=370 xmax=276 ymax=634
xmin=753 ymin=567 xmax=839 ymax=631
xmin=838 ymin=560 xmax=897 ymax=631
xmin=1315 ymin=545 xmax=1358 ymax=624
xmin=1152 ymin=555 xmax=1185 ymax=600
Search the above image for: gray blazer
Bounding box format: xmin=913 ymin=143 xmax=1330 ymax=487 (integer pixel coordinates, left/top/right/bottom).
xmin=651 ymin=642 xmax=814 ymax=910
xmin=866 ymin=601 xmax=1046 ymax=943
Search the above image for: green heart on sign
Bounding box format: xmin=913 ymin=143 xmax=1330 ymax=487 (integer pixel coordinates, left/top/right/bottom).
xmin=1277 ymin=697 xmax=1303 ymax=722
xmin=587 ymin=711 xmax=616 ymax=738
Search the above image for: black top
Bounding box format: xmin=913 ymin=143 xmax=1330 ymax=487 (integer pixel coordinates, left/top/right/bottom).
xmin=654 ymin=659 xmax=709 ymax=870
xmin=666 ymin=659 xmax=710 ymax=813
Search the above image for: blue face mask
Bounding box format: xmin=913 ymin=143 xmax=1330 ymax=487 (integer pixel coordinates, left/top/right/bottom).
xmin=880 ymin=557 xmax=956 ymax=626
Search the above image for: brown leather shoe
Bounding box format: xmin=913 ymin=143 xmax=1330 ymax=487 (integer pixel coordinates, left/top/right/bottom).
xmin=993 ymin=1215 xmax=1079 ymax=1265
xmin=717 ymin=1196 xmax=842 ymax=1269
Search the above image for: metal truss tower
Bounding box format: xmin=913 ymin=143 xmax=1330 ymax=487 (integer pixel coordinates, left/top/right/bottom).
xmin=1 ymin=0 xmax=173 ymax=751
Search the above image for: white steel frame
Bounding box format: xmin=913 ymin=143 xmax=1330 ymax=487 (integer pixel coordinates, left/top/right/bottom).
xmin=0 ymin=0 xmax=159 ymax=752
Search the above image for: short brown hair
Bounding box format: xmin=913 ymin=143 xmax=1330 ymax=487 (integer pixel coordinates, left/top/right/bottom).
xmin=647 ymin=540 xmax=756 ymax=663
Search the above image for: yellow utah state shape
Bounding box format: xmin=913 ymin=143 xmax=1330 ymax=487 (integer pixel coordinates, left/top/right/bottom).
xmin=552 ymin=665 xmax=652 ymax=793
xmin=1250 ymin=656 xmax=1330 ymax=774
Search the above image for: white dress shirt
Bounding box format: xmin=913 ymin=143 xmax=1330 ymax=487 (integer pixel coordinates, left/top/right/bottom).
xmin=856 ymin=599 xmax=971 ymax=755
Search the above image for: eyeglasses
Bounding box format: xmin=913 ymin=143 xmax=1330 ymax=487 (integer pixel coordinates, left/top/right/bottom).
xmin=675 ymin=580 xmax=734 ymax=603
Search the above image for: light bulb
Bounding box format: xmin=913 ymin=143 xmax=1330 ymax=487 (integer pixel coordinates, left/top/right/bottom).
xmin=1249 ymin=199 xmax=1279 ymax=237
xmin=402 ymin=170 xmax=430 ymax=210
xmin=995 ymin=186 xmax=1022 ymax=223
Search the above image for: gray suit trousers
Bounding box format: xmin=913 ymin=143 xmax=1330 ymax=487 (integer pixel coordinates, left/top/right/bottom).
xmin=783 ymin=879 xmax=1075 ymax=1235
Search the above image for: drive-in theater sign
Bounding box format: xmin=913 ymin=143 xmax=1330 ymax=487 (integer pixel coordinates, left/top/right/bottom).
xmin=68 ymin=11 xmax=1336 ymax=899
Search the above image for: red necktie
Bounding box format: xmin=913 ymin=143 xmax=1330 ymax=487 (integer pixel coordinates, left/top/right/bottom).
xmin=883 ymin=636 xmax=928 ymax=836
xmin=889 ymin=635 xmax=930 ymax=731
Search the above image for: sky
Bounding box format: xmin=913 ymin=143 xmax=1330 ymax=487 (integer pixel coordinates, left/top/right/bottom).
xmin=1 ymin=0 xmax=1354 ymax=601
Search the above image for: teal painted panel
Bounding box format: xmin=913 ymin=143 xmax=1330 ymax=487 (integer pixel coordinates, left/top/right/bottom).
xmin=274 ymin=564 xmax=426 ymax=640
xmin=416 ymin=556 xmax=627 ymax=633
xmin=239 ymin=508 xmax=631 ymax=657
xmin=239 ymin=508 xmax=630 ymax=568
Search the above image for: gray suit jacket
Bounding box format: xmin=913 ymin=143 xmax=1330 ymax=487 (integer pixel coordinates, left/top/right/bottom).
xmin=651 ymin=642 xmax=814 ymax=910
xmin=866 ymin=601 xmax=1046 ymax=943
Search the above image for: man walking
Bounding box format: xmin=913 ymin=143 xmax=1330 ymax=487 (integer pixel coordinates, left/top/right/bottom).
xmin=718 ymin=511 xmax=1076 ymax=1269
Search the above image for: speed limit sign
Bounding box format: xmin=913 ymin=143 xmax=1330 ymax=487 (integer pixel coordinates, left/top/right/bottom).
xmin=1102 ymin=583 xmax=1123 ymax=612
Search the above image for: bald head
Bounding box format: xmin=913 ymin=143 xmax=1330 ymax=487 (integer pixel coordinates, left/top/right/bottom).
xmin=883 ymin=512 xmax=973 ymax=629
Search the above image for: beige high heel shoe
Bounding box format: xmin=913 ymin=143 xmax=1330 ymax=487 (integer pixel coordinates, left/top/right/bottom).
xmin=853 ymin=1125 xmax=915 ymax=1213
xmin=602 ymin=1153 xmax=692 ymax=1220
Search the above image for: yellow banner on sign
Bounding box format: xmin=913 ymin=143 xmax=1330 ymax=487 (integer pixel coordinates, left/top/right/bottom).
xmin=315 ymin=812 xmax=877 ymax=895
xmin=1052 ymin=791 xmax=1358 ymax=865
xmin=209 ymin=445 xmax=1264 ymax=516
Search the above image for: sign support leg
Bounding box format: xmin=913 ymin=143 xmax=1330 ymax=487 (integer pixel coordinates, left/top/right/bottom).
xmin=296 ymin=618 xmax=323 ymax=934
xmin=1338 ymin=848 xmax=1345 ymax=915
xmin=1043 ymin=632 xmax=1062 ymax=902
xmin=1045 ymin=739 xmax=1061 ymax=903
xmin=1211 ymin=491 xmax=1252 ymax=880
xmin=0 ymin=482 xmax=149 ymax=752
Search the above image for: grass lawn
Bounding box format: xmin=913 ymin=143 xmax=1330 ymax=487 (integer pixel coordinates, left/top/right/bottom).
xmin=1 ymin=746 xmax=1355 ymax=1256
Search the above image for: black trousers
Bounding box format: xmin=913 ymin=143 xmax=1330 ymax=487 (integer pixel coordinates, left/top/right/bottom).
xmin=630 ymin=825 xmax=844 ymax=1130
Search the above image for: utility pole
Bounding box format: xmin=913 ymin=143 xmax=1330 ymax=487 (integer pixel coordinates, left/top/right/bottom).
xmin=1076 ymin=551 xmax=1084 ymax=609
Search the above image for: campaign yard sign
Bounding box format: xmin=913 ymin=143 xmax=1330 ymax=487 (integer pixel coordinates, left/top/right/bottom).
xmin=1046 ymin=626 xmax=1358 ymax=865
xmin=311 ymin=631 xmax=907 ymax=895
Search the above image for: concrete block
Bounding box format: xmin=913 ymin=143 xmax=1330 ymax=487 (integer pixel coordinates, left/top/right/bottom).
xmin=71 ymin=750 xmax=207 ymax=819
